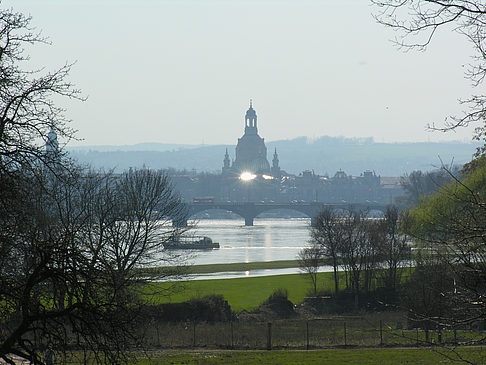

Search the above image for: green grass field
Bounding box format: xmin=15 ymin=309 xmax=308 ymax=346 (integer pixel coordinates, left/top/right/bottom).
xmin=133 ymin=347 xmax=486 ymax=364
xmin=146 ymin=267 xmax=415 ymax=311
xmin=146 ymin=272 xmax=339 ymax=311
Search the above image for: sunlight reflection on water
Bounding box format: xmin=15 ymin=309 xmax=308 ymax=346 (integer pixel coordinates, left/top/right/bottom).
xmin=181 ymin=218 xmax=311 ymax=265
xmin=155 ymin=218 xmax=314 ymax=279
xmin=186 ymin=266 xmax=333 ymax=281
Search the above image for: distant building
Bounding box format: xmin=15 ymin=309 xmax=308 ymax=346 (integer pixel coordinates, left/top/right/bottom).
xmin=172 ymin=100 xmax=404 ymax=204
xmin=223 ymin=101 xmax=279 ymax=176
xmin=222 ymin=148 xmax=231 ymax=175
xmin=46 ymin=125 xmax=59 ymax=157
xmin=43 ymin=125 xmax=62 ymax=180
xmin=270 ymin=148 xmax=281 ymax=179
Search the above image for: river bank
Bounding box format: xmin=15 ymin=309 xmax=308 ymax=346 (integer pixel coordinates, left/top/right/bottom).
xmin=149 ymin=259 xmax=333 ymax=280
xmin=190 ymin=259 xmax=301 ymax=274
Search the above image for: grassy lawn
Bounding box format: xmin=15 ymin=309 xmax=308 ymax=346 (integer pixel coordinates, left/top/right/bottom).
xmin=145 ymin=267 xmax=414 ymax=311
xmin=146 ymin=272 xmax=339 ymax=311
xmin=134 ymin=347 xmax=486 ymax=364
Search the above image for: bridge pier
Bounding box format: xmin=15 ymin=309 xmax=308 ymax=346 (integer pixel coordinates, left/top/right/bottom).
xmin=244 ymin=217 xmax=254 ymax=226
xmin=311 ymin=216 xmax=318 ymax=227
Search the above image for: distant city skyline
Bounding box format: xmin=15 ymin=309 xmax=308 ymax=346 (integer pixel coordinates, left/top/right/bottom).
xmin=9 ymin=0 xmax=478 ymax=147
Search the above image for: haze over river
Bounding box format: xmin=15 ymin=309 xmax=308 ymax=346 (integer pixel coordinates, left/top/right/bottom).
xmin=185 ymin=218 xmax=310 ymax=266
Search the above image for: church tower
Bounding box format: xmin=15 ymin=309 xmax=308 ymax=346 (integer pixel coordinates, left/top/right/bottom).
xmin=46 ymin=125 xmax=59 ymax=157
xmin=222 ymin=148 xmax=231 ymax=175
xmin=245 ymin=99 xmax=258 ymax=134
xmin=271 ymin=148 xmax=281 ymax=179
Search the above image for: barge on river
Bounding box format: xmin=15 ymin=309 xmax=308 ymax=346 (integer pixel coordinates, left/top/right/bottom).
xmin=164 ymin=236 xmax=219 ymax=250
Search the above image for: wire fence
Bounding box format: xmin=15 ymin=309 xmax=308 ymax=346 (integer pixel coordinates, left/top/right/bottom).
xmin=143 ymin=314 xmax=486 ymax=350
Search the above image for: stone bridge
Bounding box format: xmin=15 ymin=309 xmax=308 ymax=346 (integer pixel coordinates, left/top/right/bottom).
xmin=172 ymin=201 xmax=389 ymax=227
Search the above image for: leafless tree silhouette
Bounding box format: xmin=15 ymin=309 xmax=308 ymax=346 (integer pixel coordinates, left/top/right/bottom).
xmin=0 ymin=4 xmax=190 ymax=364
xmin=373 ymin=0 xmax=486 ymax=155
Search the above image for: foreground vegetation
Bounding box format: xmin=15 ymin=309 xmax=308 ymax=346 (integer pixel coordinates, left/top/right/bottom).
xmin=76 ymin=347 xmax=486 ymax=365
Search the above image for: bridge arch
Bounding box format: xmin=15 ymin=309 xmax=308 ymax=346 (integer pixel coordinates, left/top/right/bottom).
xmin=253 ymin=207 xmax=311 ymax=219
xmin=173 ymin=202 xmax=390 ymax=227
xmin=188 ymin=207 xmax=247 ymax=222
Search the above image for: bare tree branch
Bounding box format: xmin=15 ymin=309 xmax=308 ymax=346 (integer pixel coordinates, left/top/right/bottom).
xmin=373 ymin=0 xmax=486 ymax=155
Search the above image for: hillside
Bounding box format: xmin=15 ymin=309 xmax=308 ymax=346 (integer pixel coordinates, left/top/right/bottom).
xmin=68 ymin=136 xmax=480 ymax=176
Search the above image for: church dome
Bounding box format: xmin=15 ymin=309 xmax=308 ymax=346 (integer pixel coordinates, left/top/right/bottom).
xmin=232 ymin=100 xmax=271 ymax=174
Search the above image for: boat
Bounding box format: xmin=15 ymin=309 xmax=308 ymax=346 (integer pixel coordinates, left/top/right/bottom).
xmin=164 ymin=236 xmax=219 ymax=250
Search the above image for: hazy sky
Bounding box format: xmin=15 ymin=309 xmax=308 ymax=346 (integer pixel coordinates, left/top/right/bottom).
xmin=8 ymin=0 xmax=478 ymax=146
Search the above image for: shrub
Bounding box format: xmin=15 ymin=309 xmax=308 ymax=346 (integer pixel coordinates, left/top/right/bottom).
xmin=145 ymin=295 xmax=234 ymax=323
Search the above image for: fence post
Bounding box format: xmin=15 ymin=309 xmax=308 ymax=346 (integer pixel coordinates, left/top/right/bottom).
xmin=267 ymin=322 xmax=272 ymax=350
xmin=193 ymin=320 xmax=196 ymax=348
xmin=306 ymin=321 xmax=310 ymax=350
xmin=380 ymin=319 xmax=383 ymax=346
xmin=454 ymin=329 xmax=457 ymax=344
xmin=438 ymin=326 xmax=442 ymax=344
xmin=230 ymin=320 xmax=234 ymax=349
xmin=344 ymin=321 xmax=347 ymax=347
xmin=416 ymin=327 xmax=419 ymax=346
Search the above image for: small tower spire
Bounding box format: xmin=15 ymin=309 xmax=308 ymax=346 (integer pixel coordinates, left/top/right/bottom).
xmin=271 ymin=147 xmax=281 ymax=178
xmin=222 ymin=148 xmax=231 ymax=175
xmin=223 ymin=148 xmax=230 ymax=167
xmin=244 ymin=99 xmax=258 ymax=133
xmin=272 ymin=148 xmax=279 ymax=169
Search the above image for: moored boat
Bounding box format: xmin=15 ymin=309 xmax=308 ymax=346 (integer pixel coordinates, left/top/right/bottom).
xmin=164 ymin=236 xmax=219 ymax=249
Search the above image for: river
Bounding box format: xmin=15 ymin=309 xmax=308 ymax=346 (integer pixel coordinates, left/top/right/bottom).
xmin=184 ymin=218 xmax=311 ymax=266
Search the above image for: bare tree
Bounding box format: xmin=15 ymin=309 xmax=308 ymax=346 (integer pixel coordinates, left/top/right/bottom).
xmin=399 ymin=169 xmax=458 ymax=207
xmin=309 ymin=208 xmax=344 ymax=294
xmin=339 ymin=210 xmax=376 ymax=302
xmin=310 ymin=208 xmax=385 ymax=300
xmin=91 ymin=168 xmax=188 ymax=301
xmin=373 ymin=0 xmax=486 ymax=155
xmin=306 ymin=206 xmax=412 ymax=309
xmin=0 ymin=4 xmax=193 ymax=363
xmin=378 ymin=206 xmax=410 ymax=291
xmin=298 ymin=244 xmax=325 ymax=296
xmin=0 ymin=166 xmax=188 ymax=364
xmin=361 ymin=218 xmax=381 ymax=294
xmin=0 ymin=3 xmax=81 ymax=171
